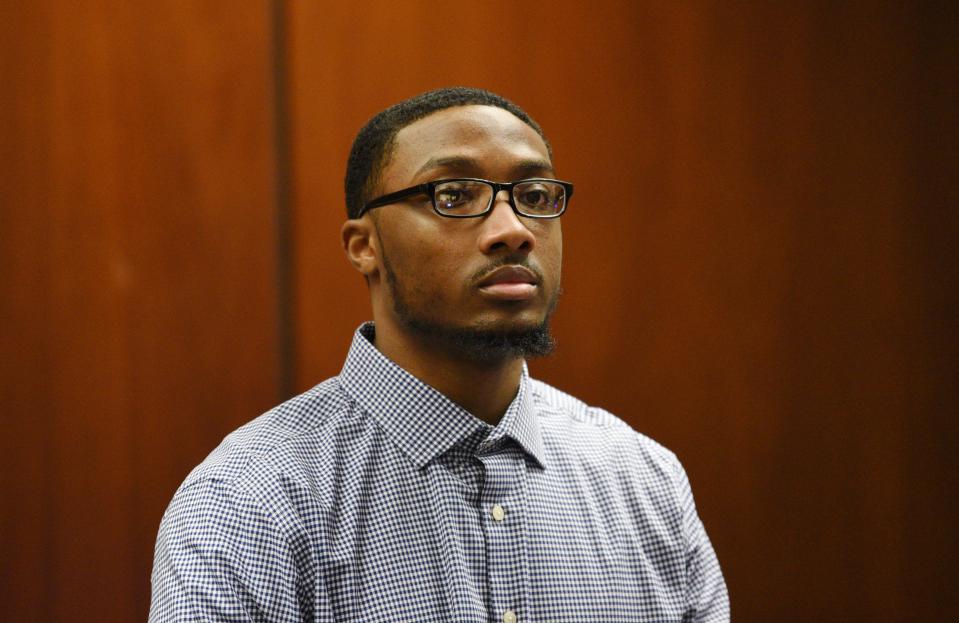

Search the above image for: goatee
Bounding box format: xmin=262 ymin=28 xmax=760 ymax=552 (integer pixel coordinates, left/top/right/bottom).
xmin=397 ymin=312 xmax=557 ymax=365
xmin=382 ymin=250 xmax=559 ymax=364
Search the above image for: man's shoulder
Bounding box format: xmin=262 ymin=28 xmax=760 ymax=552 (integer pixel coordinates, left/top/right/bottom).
xmin=176 ymin=375 xmax=355 ymax=496
xmin=528 ymin=377 xmax=680 ymax=472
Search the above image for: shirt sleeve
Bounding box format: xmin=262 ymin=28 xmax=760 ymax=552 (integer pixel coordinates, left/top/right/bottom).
xmin=149 ymin=477 xmax=331 ymax=622
xmin=676 ymin=462 xmax=730 ymax=623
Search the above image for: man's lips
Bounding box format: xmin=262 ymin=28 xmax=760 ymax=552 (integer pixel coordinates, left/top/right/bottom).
xmin=477 ymin=265 xmax=540 ymax=301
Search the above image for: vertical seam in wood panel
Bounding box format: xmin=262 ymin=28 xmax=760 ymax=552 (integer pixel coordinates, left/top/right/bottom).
xmin=270 ymin=0 xmax=296 ymax=400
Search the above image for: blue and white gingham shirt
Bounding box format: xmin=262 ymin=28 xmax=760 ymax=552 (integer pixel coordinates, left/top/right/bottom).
xmin=150 ymin=323 xmax=729 ymax=622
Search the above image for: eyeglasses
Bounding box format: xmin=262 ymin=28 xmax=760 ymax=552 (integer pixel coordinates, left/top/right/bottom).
xmin=359 ymin=177 xmax=574 ymax=219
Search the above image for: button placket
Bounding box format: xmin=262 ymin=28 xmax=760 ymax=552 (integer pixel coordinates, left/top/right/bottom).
xmin=478 ymin=448 xmax=527 ymax=623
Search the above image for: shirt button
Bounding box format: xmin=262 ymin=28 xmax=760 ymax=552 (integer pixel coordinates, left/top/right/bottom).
xmin=491 ymin=504 xmax=506 ymax=521
xmin=503 ymin=609 xmax=517 ymax=623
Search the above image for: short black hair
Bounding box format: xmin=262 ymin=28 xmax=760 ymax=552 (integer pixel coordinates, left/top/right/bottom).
xmin=344 ymin=87 xmax=551 ymax=219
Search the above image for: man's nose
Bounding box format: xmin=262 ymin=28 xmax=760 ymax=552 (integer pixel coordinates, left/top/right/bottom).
xmin=477 ymin=191 xmax=536 ymax=254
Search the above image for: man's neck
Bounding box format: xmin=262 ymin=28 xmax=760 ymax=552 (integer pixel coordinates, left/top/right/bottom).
xmin=371 ymin=318 xmax=524 ymax=425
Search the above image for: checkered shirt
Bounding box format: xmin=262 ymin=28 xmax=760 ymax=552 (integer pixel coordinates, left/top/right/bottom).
xmin=150 ymin=323 xmax=729 ymax=622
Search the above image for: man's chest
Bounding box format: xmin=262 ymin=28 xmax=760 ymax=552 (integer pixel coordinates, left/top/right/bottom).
xmin=309 ymin=454 xmax=687 ymax=622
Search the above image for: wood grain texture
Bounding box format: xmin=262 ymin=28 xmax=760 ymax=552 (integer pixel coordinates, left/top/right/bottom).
xmin=285 ymin=2 xmax=957 ymax=621
xmin=0 ymin=2 xmax=281 ymax=620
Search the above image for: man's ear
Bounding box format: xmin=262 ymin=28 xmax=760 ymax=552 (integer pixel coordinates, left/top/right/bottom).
xmin=341 ymin=217 xmax=380 ymax=279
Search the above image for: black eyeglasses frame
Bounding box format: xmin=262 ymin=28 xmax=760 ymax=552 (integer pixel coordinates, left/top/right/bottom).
xmin=358 ymin=177 xmax=574 ymax=219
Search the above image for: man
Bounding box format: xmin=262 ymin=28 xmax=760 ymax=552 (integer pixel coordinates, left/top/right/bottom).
xmin=150 ymin=87 xmax=729 ymax=622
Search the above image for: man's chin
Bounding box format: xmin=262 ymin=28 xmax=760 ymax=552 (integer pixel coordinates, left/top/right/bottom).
xmin=403 ymin=316 xmax=557 ymax=364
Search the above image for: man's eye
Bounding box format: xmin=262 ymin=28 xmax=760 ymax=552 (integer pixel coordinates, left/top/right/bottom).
xmin=520 ymin=189 xmax=548 ymax=206
xmin=436 ymin=188 xmax=471 ymax=206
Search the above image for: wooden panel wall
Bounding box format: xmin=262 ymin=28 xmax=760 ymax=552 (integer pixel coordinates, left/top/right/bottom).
xmin=1 ymin=1 xmax=955 ymax=621
xmin=0 ymin=3 xmax=281 ymax=621
xmin=286 ymin=2 xmax=957 ymax=622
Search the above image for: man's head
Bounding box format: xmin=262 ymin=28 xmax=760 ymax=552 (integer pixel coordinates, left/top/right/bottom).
xmin=341 ymin=87 xmax=567 ymax=364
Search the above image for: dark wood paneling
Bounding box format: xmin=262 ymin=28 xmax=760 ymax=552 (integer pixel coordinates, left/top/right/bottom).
xmin=0 ymin=3 xmax=280 ymax=620
xmin=285 ymin=2 xmax=957 ymax=621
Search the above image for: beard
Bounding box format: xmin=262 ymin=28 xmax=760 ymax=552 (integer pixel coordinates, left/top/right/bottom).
xmin=380 ymin=245 xmax=560 ymax=365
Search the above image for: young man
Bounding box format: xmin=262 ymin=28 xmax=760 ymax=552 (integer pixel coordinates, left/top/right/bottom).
xmin=150 ymin=87 xmax=729 ymax=622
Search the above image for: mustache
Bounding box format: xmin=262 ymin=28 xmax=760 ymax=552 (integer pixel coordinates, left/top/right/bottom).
xmin=469 ymin=254 xmax=544 ymax=286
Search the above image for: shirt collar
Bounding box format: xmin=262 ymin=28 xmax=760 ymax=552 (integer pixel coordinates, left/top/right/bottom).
xmin=338 ymin=323 xmax=546 ymax=470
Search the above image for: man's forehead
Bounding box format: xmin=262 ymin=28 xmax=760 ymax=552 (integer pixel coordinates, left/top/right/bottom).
xmin=389 ymin=105 xmax=551 ymax=176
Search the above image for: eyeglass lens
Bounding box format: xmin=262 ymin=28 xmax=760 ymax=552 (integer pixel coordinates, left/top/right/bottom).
xmin=433 ymin=180 xmax=566 ymax=216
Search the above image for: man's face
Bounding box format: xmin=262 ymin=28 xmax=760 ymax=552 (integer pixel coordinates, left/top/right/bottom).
xmin=368 ymin=105 xmax=563 ymax=361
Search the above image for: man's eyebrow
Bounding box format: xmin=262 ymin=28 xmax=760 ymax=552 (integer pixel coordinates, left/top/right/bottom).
xmin=414 ymin=155 xmax=555 ymax=178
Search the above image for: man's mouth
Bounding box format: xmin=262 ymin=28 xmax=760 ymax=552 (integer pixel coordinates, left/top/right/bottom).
xmin=477 ymin=265 xmax=540 ymax=301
